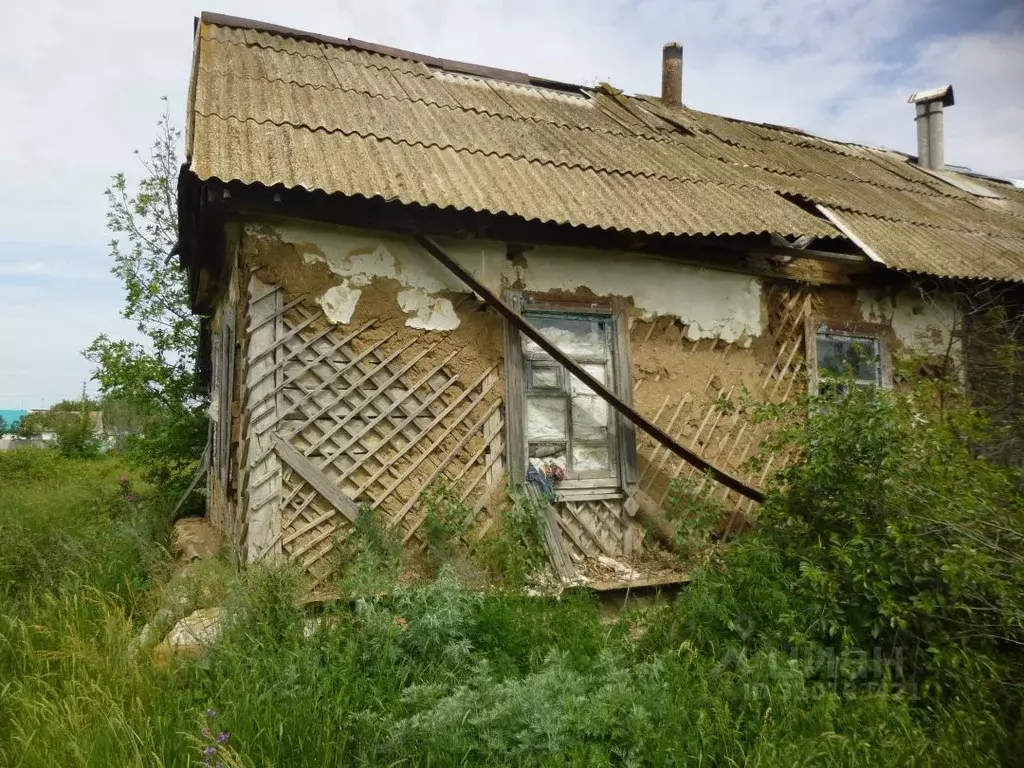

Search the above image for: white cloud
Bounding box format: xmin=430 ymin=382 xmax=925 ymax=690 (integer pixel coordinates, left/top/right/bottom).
xmin=0 ymin=0 xmax=1021 ymax=407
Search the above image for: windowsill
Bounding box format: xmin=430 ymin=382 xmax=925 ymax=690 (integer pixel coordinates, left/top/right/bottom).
xmin=552 ymin=482 xmax=624 ymax=501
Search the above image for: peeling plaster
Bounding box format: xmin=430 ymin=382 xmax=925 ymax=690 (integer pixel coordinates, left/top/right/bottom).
xmin=397 ymin=288 xmax=460 ymax=330
xmin=318 ymin=282 xmax=362 ymax=324
xmin=258 ymin=221 xmax=762 ymax=342
xmin=267 ymin=221 xmax=505 ymax=294
xmin=858 ymin=287 xmax=961 ymax=359
xmin=519 ymin=248 xmax=762 ymax=344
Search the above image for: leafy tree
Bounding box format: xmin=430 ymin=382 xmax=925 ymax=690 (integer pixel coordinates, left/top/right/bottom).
xmin=85 ymin=99 xmax=206 ymax=495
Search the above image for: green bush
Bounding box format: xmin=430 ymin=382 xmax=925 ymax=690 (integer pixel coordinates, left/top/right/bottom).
xmin=475 ymin=485 xmax=549 ymax=589
xmin=749 ymin=382 xmax=1024 ymax=697
xmin=419 ymin=482 xmax=473 ymax=572
xmin=336 ymin=504 xmax=402 ymax=596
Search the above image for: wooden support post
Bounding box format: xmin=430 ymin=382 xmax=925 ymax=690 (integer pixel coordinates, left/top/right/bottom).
xmin=244 ymin=277 xmax=284 ymax=562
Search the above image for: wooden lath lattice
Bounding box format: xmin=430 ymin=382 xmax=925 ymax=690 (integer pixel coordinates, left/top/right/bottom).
xmin=240 ymin=278 xmax=504 ymax=580
xmin=632 ymin=284 xmax=813 ymax=532
xmin=554 ymin=495 xmax=628 ymax=559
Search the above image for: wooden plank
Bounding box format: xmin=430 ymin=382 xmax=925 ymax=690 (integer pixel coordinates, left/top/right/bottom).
xmin=347 ymin=372 xmax=462 ymax=495
xmin=246 ymin=292 xmax=304 ymax=334
xmin=253 ymin=327 xmax=399 ymax=434
xmin=458 ymin=431 xmax=505 ymax=504
xmin=556 ymin=515 xmax=594 ymax=558
xmin=638 ymin=393 xmax=691 ymax=486
xmin=311 ymin=344 xmax=452 ymax=461
xmin=559 ymin=501 xmax=615 ymax=557
xmin=273 ymin=434 xmax=359 ymax=524
xmin=219 ymin=312 xmax=236 ymax=489
xmin=804 ymin=312 xmax=819 ymax=395
xmin=481 ymin=370 xmax=505 ymax=487
xmin=245 ymin=277 xmax=284 ymax=562
xmin=282 ymin=508 xmax=337 ymax=547
xmin=247 ymin=318 xmax=377 ymax=409
xmin=530 ymin=487 xmax=576 ymax=581
xmin=658 ymin=387 xmax=728 ymax=506
xmin=613 ymin=301 xmax=638 ymax=559
xmin=502 ymin=294 xmax=527 ymax=484
xmin=587 ymin=572 xmax=691 ymax=591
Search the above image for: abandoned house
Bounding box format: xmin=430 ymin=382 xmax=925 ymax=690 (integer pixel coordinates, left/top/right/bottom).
xmin=177 ymin=12 xmax=1024 ymax=588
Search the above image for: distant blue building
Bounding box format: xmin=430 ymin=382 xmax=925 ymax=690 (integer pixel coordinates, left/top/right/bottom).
xmin=0 ymin=410 xmax=26 ymax=430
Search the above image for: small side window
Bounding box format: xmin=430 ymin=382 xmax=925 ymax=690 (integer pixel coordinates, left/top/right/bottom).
xmin=808 ymin=322 xmax=889 ymax=395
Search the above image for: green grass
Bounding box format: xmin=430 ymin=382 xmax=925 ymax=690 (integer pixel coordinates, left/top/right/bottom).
xmin=0 ymin=448 xmax=1014 ymax=766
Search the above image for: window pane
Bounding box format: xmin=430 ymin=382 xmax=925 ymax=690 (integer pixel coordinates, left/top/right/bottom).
xmin=523 ymin=315 xmax=608 ymax=360
xmin=568 ymin=363 xmax=607 ymax=390
xmin=572 ymin=442 xmax=611 ymax=473
xmin=529 ymin=443 xmax=567 ymax=469
xmin=572 ymin=397 xmax=608 ymax=441
xmin=526 ymin=397 xmax=567 ymax=441
xmin=570 ymin=364 xmax=609 ymax=439
xmin=816 ymin=333 xmax=880 ymax=382
xmin=529 ymin=364 xmax=560 ymax=389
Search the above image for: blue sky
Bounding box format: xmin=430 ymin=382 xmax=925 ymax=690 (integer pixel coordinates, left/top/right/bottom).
xmin=1 ymin=0 xmax=1022 ymax=409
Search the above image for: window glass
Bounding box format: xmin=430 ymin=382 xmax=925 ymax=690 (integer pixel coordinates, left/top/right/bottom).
xmin=523 ymin=316 xmax=609 ymax=361
xmin=525 ymin=397 xmax=567 ymax=441
xmin=523 ymin=312 xmax=617 ymax=482
xmin=816 ymin=330 xmax=881 ymax=387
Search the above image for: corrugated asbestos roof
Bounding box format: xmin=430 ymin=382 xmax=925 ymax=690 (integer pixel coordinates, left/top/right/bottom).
xmin=187 ymin=13 xmax=1024 ymax=281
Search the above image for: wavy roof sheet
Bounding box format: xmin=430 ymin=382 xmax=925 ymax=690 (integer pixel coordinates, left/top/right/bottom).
xmin=187 ymin=13 xmax=1024 ymax=281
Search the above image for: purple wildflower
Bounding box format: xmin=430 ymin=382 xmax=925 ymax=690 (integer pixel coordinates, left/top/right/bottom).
xmin=203 ymin=745 xmax=217 ymax=756
xmin=201 ymin=757 xmax=211 ymax=766
xmin=205 ymin=708 xmax=217 ymax=719
xmin=216 ymin=731 xmax=230 ymax=744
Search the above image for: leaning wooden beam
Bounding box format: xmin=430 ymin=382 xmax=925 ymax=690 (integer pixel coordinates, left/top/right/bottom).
xmin=413 ymin=234 xmax=765 ymax=504
xmin=273 ymin=434 xmax=360 ymax=524
xmin=635 ymin=489 xmax=679 ymax=553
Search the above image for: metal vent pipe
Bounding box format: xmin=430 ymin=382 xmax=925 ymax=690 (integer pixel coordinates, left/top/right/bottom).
xmin=908 ymin=85 xmax=954 ymax=171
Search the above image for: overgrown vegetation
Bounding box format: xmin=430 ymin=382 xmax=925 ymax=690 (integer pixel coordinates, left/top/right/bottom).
xmin=3 ymin=383 xmax=1024 ymax=766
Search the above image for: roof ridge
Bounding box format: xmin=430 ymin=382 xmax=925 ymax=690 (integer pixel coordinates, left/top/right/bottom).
xmin=199 ymin=11 xmax=581 ymax=91
xmin=201 ymin=30 xmax=435 ymax=79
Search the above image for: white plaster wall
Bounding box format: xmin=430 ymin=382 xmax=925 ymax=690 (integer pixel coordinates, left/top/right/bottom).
xmin=858 ymin=286 xmax=961 ymax=361
xmin=516 ymin=246 xmax=762 ymax=344
xmin=252 ymin=221 xmax=762 ymax=342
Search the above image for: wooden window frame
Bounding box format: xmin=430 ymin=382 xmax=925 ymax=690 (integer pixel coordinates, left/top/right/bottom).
xmin=504 ymin=291 xmax=638 ymax=499
xmin=805 ymin=316 xmax=892 ymax=395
